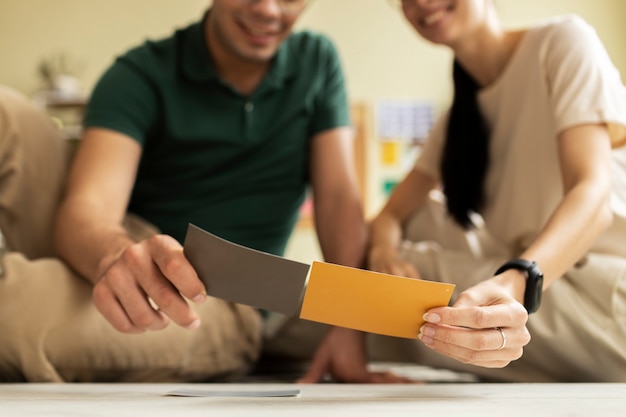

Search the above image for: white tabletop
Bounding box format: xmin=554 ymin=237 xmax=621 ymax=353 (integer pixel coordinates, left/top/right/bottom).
xmin=1 ymin=382 xmax=625 ymax=417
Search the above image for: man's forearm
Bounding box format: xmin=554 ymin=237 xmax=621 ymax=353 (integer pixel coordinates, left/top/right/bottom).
xmin=314 ymin=196 xmax=368 ymax=269
xmin=54 ymin=199 xmax=133 ymax=284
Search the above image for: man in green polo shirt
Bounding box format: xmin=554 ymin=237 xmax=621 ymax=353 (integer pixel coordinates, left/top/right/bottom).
xmin=0 ymin=0 xmax=383 ymax=382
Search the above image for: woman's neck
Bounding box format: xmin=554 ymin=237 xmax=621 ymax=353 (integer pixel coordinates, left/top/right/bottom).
xmin=453 ymin=17 xmax=524 ymax=88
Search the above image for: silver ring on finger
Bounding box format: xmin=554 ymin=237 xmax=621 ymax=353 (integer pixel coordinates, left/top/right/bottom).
xmin=495 ymin=327 xmax=506 ymax=350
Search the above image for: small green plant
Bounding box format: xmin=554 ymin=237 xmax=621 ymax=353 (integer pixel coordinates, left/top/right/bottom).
xmin=37 ymin=52 xmax=82 ymax=92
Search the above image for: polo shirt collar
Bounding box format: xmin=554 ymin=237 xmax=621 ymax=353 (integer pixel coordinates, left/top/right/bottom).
xmin=182 ymin=11 xmax=298 ymax=88
xmin=182 ymin=14 xmax=218 ymax=82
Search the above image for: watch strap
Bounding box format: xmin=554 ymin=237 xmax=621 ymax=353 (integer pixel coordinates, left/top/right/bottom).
xmin=494 ymin=259 xmax=543 ymax=314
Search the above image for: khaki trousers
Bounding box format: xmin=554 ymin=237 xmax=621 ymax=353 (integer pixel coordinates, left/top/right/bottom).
xmin=0 ymin=86 xmax=262 ymax=382
xmin=398 ymin=194 xmax=626 ymax=382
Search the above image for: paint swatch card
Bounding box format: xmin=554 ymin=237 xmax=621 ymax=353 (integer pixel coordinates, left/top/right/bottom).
xmin=183 ymin=224 xmax=455 ymax=338
xmin=183 ymin=224 xmax=310 ymax=315
xmin=300 ymin=261 xmax=455 ymax=339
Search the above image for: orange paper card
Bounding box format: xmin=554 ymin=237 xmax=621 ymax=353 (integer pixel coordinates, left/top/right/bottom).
xmin=300 ymin=261 xmax=455 ymax=339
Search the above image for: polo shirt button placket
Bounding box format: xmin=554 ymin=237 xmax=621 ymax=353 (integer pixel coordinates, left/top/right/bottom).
xmin=243 ymin=101 xmax=255 ymax=139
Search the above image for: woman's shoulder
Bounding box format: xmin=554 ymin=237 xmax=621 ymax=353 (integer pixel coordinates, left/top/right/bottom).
xmin=528 ymin=14 xmax=602 ymax=50
xmin=534 ymin=14 xmax=594 ymax=32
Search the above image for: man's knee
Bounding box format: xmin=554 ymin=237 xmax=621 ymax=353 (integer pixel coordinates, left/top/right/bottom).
xmin=0 ymin=86 xmax=71 ymax=258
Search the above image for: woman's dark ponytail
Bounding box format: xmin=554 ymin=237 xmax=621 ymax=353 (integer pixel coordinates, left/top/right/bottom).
xmin=440 ymin=60 xmax=490 ymax=229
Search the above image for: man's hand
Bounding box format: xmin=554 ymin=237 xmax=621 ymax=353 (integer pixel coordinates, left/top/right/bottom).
xmin=298 ymin=327 xmax=411 ymax=383
xmin=92 ymin=234 xmax=207 ymax=333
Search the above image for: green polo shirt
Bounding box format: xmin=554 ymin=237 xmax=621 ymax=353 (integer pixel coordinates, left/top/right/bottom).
xmin=83 ymin=17 xmax=350 ymax=255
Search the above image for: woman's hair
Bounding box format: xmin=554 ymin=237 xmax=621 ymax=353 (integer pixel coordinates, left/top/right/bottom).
xmin=440 ymin=60 xmax=490 ymax=229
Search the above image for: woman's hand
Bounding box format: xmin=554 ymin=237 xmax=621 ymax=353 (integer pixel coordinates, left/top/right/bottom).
xmin=368 ymin=245 xmax=420 ymax=279
xmin=418 ymin=272 xmax=531 ymax=368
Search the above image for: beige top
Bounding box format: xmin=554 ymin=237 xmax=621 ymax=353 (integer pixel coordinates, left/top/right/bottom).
xmin=415 ymin=15 xmax=626 ymax=257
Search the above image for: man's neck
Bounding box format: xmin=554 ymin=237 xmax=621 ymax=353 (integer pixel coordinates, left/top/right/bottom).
xmin=205 ymin=19 xmax=271 ymax=96
xmin=212 ymin=49 xmax=271 ymax=96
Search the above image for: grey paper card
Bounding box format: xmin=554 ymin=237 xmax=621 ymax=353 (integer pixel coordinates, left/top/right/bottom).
xmin=166 ymin=389 xmax=301 ymax=398
xmin=183 ymin=224 xmax=310 ymax=315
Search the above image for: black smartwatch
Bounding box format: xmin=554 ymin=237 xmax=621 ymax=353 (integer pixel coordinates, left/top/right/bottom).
xmin=494 ymin=259 xmax=543 ymax=314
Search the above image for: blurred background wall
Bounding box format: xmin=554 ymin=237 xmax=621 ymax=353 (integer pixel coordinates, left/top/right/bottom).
xmin=2 ymin=1 xmax=625 ymax=103
xmin=2 ymin=0 xmax=625 ymax=262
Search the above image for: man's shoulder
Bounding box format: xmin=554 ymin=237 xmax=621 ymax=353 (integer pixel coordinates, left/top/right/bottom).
xmin=119 ymin=36 xmax=176 ymax=68
xmin=116 ymin=22 xmax=197 ymax=73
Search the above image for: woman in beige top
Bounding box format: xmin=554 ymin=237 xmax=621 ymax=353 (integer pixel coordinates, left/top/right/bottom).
xmin=303 ymin=0 xmax=626 ymax=383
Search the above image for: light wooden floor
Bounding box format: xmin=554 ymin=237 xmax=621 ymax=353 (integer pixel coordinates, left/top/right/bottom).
xmin=2 ymin=382 xmax=625 ymax=417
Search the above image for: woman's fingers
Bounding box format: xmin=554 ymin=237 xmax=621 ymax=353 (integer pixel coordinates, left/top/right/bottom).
xmin=419 ymin=303 xmax=531 ymax=367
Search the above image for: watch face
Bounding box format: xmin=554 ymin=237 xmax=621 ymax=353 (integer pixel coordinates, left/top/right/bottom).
xmin=525 ymin=284 xmax=542 ymax=313
xmin=524 ymin=267 xmax=543 ymax=314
